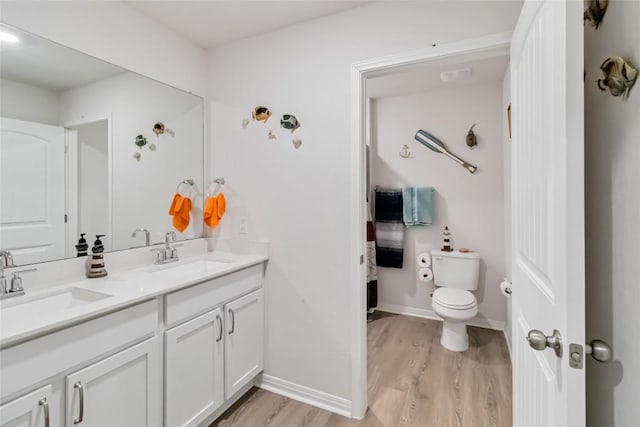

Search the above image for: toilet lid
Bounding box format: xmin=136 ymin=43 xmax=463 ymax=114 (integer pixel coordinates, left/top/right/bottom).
xmin=433 ymin=288 xmax=476 ymax=310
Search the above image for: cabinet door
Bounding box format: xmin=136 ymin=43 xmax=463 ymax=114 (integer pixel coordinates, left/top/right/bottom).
xmin=0 ymin=385 xmax=52 ymax=427
xmin=65 ymin=337 xmax=160 ymax=427
xmin=165 ymin=307 xmax=224 ymax=427
xmin=224 ymin=289 xmax=264 ymax=398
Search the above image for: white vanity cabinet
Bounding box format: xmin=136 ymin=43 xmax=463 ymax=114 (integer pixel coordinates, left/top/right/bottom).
xmin=1 ymin=260 xmax=266 ymax=427
xmin=163 ymin=264 xmax=264 ymax=427
xmin=65 ymin=337 xmax=160 ymax=427
xmin=0 ymin=385 xmax=53 ymax=427
xmin=0 ymin=300 xmax=159 ymax=427
xmin=164 ymin=308 xmax=224 ymax=427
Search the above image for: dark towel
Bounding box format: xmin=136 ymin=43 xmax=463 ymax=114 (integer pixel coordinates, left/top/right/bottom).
xmin=366 ymin=199 xmax=378 ymax=310
xmin=375 ymin=187 xmax=404 ymax=268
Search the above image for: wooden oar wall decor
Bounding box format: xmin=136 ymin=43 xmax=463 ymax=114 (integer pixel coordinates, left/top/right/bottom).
xmin=414 ymin=129 xmax=477 ymax=174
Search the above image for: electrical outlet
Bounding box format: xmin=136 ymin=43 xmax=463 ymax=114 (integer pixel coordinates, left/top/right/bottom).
xmin=239 ymin=216 xmax=249 ymax=234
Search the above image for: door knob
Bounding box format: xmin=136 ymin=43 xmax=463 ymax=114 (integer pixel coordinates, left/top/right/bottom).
xmin=569 ymin=339 xmax=612 ymax=369
xmin=527 ymin=329 xmax=563 ymax=357
xmin=586 ymin=339 xmax=612 ymax=363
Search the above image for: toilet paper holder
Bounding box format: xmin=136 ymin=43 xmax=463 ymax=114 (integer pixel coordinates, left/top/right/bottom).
xmin=500 ymin=278 xmax=512 ymax=295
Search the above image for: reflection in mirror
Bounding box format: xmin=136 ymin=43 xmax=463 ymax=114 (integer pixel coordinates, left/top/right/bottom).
xmin=0 ymin=24 xmax=204 ymax=266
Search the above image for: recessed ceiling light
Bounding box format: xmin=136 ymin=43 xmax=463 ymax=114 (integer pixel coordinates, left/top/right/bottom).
xmin=0 ymin=31 xmax=20 ymax=43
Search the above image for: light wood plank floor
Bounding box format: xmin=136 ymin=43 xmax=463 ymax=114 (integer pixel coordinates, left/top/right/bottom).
xmin=212 ymin=312 xmax=512 ymax=427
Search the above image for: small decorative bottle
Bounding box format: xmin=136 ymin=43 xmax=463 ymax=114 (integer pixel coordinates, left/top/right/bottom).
xmin=442 ymin=226 xmax=452 ymax=252
xmin=87 ymin=235 xmax=108 ymax=278
xmin=75 ymin=233 xmax=89 ymax=257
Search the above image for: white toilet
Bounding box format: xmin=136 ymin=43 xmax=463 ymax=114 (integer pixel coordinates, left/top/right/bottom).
xmin=430 ymin=249 xmax=480 ymax=352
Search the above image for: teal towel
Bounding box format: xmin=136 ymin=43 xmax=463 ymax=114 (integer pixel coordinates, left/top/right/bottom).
xmin=402 ymin=187 xmax=435 ymax=226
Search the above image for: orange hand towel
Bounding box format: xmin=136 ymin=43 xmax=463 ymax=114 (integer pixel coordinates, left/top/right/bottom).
xmin=204 ymin=193 xmax=226 ymax=229
xmin=168 ymin=193 xmax=182 ymax=215
xmin=169 ymin=193 xmax=192 ymax=232
xmin=204 ymin=196 xmax=218 ymax=228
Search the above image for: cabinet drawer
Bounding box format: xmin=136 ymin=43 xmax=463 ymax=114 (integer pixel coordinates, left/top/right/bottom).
xmin=0 ymin=300 xmax=158 ymax=400
xmin=165 ymin=264 xmax=262 ymax=328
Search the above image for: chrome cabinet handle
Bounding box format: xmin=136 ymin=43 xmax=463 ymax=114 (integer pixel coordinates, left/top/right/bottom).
xmin=228 ymin=308 xmax=235 ymax=335
xmin=39 ymin=397 xmax=50 ymax=427
xmin=74 ymin=381 xmax=84 ymax=424
xmin=216 ymin=314 xmax=223 ymax=342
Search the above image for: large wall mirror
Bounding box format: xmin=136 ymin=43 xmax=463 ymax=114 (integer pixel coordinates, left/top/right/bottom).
xmin=0 ymin=23 xmax=204 ymax=265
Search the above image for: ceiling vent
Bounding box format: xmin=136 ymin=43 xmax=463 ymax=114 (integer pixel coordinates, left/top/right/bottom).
xmin=440 ymin=67 xmax=471 ymax=82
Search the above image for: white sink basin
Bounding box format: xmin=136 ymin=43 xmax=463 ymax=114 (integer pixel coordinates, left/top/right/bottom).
xmin=144 ymin=258 xmax=234 ymax=275
xmin=1 ymin=287 xmax=112 ymax=322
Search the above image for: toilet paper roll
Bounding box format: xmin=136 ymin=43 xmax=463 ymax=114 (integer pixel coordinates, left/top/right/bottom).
xmin=417 ymin=253 xmax=431 ymax=268
xmin=418 ymin=267 xmax=433 ymax=282
xmin=500 ymin=279 xmax=512 ymax=296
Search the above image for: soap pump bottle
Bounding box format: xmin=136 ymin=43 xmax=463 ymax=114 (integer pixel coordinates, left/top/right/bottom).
xmin=75 ymin=233 xmax=88 ymax=257
xmin=87 ymin=234 xmax=108 ymax=278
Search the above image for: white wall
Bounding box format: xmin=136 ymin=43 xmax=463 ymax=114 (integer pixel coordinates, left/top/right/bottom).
xmin=0 ymin=1 xmax=206 ymax=96
xmin=59 ymin=73 xmax=204 ymax=250
xmin=502 ymin=65 xmax=512 ymax=345
xmin=371 ymin=82 xmax=506 ymax=328
xmin=0 ymin=78 xmax=59 ymax=125
xmin=207 ymin=1 xmax=522 ymax=403
xmin=584 ymin=1 xmax=640 ymax=426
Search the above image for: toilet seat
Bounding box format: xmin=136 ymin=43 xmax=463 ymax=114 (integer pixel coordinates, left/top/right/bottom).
xmin=432 ymin=288 xmax=476 ymax=310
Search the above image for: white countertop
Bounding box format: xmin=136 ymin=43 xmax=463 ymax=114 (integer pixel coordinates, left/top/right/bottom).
xmin=0 ymin=251 xmax=268 ymax=348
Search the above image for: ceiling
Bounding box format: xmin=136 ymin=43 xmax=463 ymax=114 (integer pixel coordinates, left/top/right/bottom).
xmin=124 ymin=1 xmax=370 ymax=49
xmin=366 ymin=54 xmax=510 ymax=99
xmin=0 ymin=24 xmax=125 ymax=92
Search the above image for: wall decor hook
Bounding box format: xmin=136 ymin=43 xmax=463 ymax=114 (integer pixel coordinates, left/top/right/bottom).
xmin=399 ymin=144 xmax=415 ymax=159
xmin=597 ymin=56 xmax=637 ymax=98
xmin=584 ymin=0 xmax=608 ymax=29
xmin=466 ymin=123 xmax=477 ymax=149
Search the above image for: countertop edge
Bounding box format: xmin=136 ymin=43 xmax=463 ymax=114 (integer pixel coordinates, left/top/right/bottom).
xmin=0 ymin=254 xmax=268 ymax=349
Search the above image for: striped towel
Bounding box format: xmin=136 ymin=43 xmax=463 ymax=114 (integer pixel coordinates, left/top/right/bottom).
xmin=366 ymin=199 xmax=378 ymax=310
xmin=375 ymin=187 xmax=404 ymax=268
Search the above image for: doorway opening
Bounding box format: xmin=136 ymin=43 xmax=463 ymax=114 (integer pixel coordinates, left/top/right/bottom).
xmin=350 ymin=33 xmax=512 ymax=419
xmin=64 ymin=115 xmax=112 ymax=254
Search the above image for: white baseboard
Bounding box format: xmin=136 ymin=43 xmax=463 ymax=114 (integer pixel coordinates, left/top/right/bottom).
xmin=376 ymin=303 xmax=506 ymax=331
xmin=259 ymin=374 xmax=352 ymax=418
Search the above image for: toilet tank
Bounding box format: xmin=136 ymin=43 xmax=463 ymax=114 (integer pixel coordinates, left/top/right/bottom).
xmin=430 ymin=250 xmax=480 ymax=290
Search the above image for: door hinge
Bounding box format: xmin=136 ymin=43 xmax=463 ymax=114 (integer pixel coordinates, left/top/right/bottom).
xmin=360 ymin=254 xmax=364 ymax=265
xmin=64 ymin=214 xmax=68 ymax=223
xmin=569 ymin=343 xmax=583 ymax=369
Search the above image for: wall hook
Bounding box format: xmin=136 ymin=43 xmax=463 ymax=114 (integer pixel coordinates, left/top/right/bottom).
xmin=399 ymin=144 xmax=415 ymax=159
xmin=466 ymin=123 xmax=477 ymax=149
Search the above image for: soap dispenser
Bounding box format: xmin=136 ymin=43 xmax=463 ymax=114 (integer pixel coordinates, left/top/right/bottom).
xmin=75 ymin=233 xmax=88 ymax=257
xmin=87 ymin=235 xmax=108 ymax=278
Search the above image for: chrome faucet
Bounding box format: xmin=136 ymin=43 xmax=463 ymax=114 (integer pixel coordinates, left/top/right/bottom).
xmin=1 ymin=268 xmax=37 ymax=299
xmin=131 ymin=228 xmax=151 ymax=246
xmin=150 ymin=232 xmax=182 ymax=265
xmin=0 ymin=251 xmax=36 ymax=299
xmin=0 ymin=250 xmax=15 ymax=296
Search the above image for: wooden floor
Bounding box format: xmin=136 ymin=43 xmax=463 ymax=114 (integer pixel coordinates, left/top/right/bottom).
xmin=212 ymin=312 xmax=512 ymax=427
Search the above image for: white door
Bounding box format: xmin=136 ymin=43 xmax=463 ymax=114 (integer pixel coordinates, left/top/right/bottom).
xmin=224 ymin=289 xmax=264 ymax=399
xmin=511 ymin=1 xmax=585 ymax=426
xmin=65 ymin=337 xmax=160 ymax=427
xmin=0 ymin=117 xmax=67 ymax=264
xmin=0 ymin=385 xmax=52 ymax=427
xmin=165 ymin=307 xmax=224 ymax=427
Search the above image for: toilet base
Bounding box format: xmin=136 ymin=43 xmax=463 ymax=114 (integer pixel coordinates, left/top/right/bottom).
xmin=440 ymin=320 xmax=469 ymax=352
